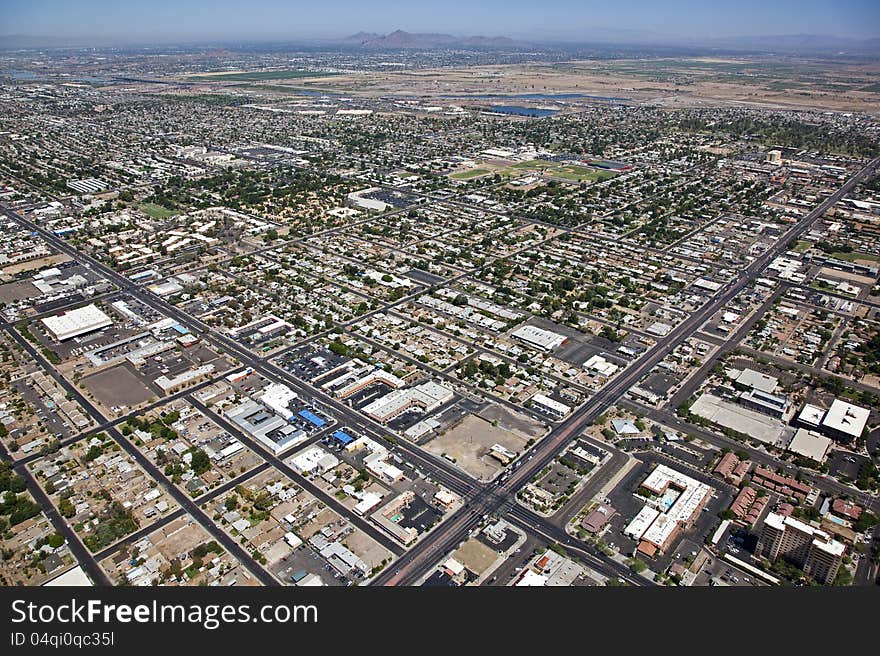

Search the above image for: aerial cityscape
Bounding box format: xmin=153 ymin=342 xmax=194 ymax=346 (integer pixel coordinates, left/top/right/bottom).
xmin=1 ymin=1 xmax=880 ymax=592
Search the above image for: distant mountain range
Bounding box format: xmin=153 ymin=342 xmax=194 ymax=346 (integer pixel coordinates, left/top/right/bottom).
xmin=337 ymin=29 xmax=880 ymax=55
xmin=346 ymin=30 xmax=520 ymax=49
xmin=0 ymin=30 xmax=878 ymax=56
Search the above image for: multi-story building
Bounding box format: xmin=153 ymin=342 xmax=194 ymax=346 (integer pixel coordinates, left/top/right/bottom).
xmin=756 ymin=512 xmax=845 ymax=584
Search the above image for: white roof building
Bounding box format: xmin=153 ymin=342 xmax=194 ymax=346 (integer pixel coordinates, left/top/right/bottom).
xmin=289 ymin=446 xmax=339 ymax=475
xmin=583 ymin=354 xmax=619 ymax=377
xmin=732 ymin=368 xmax=778 ymax=394
xmin=41 ymin=304 xmax=113 ymax=341
xmin=798 ymin=403 xmax=826 ymax=428
xmin=624 ymin=506 xmax=660 ymax=540
xmin=626 ymin=464 xmax=713 ymax=551
xmin=361 ymin=380 xmax=454 ymax=423
xmin=514 ymin=569 xmax=547 ymax=586
xmin=511 ymin=325 xmax=567 ymax=351
xmin=260 ymin=383 xmax=298 ymax=420
xmin=353 ymin=492 xmax=383 ymax=515
xmin=821 ymin=399 xmax=869 ymax=441
xmin=787 ymin=428 xmax=832 ymax=462
xmin=529 ymin=393 xmax=572 ymax=419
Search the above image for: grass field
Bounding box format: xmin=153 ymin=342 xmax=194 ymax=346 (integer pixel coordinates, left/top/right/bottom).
xmin=508 ymin=159 xmax=615 ymax=182
xmin=137 ymin=202 xmax=176 ymax=220
xmin=830 ymin=250 xmax=880 ymax=264
xmin=191 ymin=70 xmax=339 ymax=82
xmin=450 ymin=168 xmax=491 ymax=180
xmin=793 ymin=240 xmax=813 ymax=253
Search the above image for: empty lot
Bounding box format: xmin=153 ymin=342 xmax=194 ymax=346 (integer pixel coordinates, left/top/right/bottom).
xmin=424 ymin=413 xmax=531 ymax=481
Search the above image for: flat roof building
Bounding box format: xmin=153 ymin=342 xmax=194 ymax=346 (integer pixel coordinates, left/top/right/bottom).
xmin=510 ymin=325 xmax=567 ymax=351
xmin=362 ymin=380 xmax=454 ymax=424
xmin=529 ymin=393 xmax=572 ymax=420
xmin=786 ymin=428 xmax=832 ymax=463
xmin=738 ymin=388 xmax=790 ymax=420
xmin=289 ymin=446 xmax=339 ymax=475
xmin=756 ymin=512 xmax=845 ymax=584
xmin=732 ymin=368 xmax=779 ymax=394
xmin=626 ymin=464 xmax=713 ymax=555
xmin=260 ymin=383 xmax=298 ymax=420
xmin=41 ymin=304 xmax=113 ymax=342
xmin=797 ymin=403 xmax=826 ymax=429
xmin=820 ymin=399 xmax=869 ymax=442
xmin=583 ymin=354 xmax=619 ymax=378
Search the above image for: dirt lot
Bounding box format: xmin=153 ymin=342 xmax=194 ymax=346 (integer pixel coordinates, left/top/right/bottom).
xmin=296 ymin=507 xmax=339 ymax=540
xmin=150 ymin=517 xmax=209 ymax=560
xmin=424 ymin=413 xmax=531 ymax=481
xmin=344 ymin=530 xmax=392 ymax=570
xmin=0 ymin=254 xmax=71 ymax=280
xmin=199 ymin=58 xmax=880 ymax=115
xmin=0 ymin=280 xmax=41 ymax=303
xmin=452 ymin=537 xmax=499 ymax=576
xmin=81 ymin=364 xmax=156 ymax=410
xmin=478 ymin=403 xmax=546 ymax=438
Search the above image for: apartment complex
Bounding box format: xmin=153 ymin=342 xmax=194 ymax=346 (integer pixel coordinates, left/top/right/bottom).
xmin=756 ymin=512 xmax=846 ymax=584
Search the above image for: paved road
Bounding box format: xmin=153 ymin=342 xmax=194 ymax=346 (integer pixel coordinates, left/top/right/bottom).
xmin=0 ymin=439 xmax=110 ymax=585
xmin=3 ymin=324 xmax=278 ymax=586
xmin=624 ymin=398 xmax=880 ymax=515
xmin=372 ymin=157 xmax=880 ymax=585
xmin=3 ymin=156 xmax=876 ymax=587
xmin=187 ymin=395 xmax=405 ymax=557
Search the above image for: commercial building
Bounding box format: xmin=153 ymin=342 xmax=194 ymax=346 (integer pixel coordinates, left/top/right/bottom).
xmin=154 ymin=364 xmax=215 ymax=394
xmin=350 ymin=436 xmax=403 ymax=482
xmin=689 ymin=393 xmax=786 ymax=446
xmin=41 ymin=304 xmax=113 ymax=341
xmin=510 ymin=325 xmax=567 ymax=351
xmin=756 ymin=512 xmax=845 ymax=584
xmin=738 ymin=388 xmax=791 ymax=420
xmin=786 ymin=428 xmax=832 ymax=463
xmin=260 ymin=383 xmax=298 ymax=420
xmin=529 ymin=393 xmax=572 ymax=420
xmin=289 ymin=446 xmax=339 ymax=475
xmin=353 ymin=491 xmax=383 ymax=515
xmin=797 ymin=403 xmax=826 ymax=430
xmin=361 ymin=380 xmax=454 ymax=424
xmin=488 ymin=443 xmax=516 ymax=464
xmin=583 ymin=354 xmax=619 ymax=378
xmin=226 ymin=399 xmax=307 ymax=455
xmin=347 ymin=187 xmax=390 ymax=212
xmin=322 ymin=365 xmax=404 ymax=399
xmin=731 ymin=368 xmax=778 ymax=394
xmin=581 ymin=504 xmax=616 ymax=534
xmin=372 ymin=491 xmax=419 ymax=545
xmin=820 ymin=399 xmax=869 ymax=442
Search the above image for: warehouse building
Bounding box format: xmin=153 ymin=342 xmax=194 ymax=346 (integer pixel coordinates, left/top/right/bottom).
xmin=154 ymin=364 xmax=215 ymax=394
xmin=510 ymin=325 xmax=567 ymax=351
xmin=226 ymin=399 xmax=307 ymax=455
xmin=41 ymin=303 xmax=113 ymax=342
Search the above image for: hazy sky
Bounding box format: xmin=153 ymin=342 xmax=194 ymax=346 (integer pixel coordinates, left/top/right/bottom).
xmin=2 ymin=0 xmax=878 ymax=42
